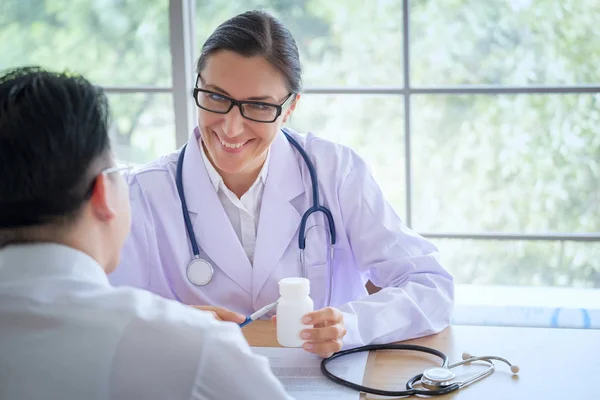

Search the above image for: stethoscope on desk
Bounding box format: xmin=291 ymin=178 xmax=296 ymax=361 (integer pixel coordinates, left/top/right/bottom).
xmin=321 ymin=344 xmax=519 ymax=396
xmin=175 ymin=130 xmax=336 ymax=306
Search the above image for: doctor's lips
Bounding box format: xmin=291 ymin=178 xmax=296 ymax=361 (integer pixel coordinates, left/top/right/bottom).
xmin=213 ymin=131 xmax=251 ymax=153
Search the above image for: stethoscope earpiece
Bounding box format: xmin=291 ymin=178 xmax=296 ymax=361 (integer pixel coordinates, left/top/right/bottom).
xmin=461 ymin=352 xmax=520 ymax=375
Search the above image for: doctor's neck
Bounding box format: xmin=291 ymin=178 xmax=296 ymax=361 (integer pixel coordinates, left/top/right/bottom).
xmin=219 ymin=160 xmax=266 ymax=198
xmin=202 ymin=141 xmax=267 ymax=198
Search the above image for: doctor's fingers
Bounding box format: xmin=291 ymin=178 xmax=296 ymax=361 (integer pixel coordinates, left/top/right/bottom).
xmin=191 ymin=305 xmax=246 ymax=324
xmin=303 ymin=339 xmax=343 ymax=358
xmin=300 ymin=324 xmax=347 ymax=342
xmin=303 ymin=307 xmax=343 ymax=326
xmin=191 ymin=306 xmax=221 ymax=320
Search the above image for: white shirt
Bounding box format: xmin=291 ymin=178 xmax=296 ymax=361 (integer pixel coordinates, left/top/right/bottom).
xmin=200 ymin=142 xmax=269 ymax=264
xmin=0 ymin=243 xmax=291 ymax=400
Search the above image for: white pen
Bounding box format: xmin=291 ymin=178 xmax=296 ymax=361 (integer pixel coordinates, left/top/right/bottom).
xmin=238 ymin=301 xmax=278 ymax=328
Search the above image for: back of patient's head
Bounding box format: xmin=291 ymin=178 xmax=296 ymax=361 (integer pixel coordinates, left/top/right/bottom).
xmin=0 ymin=67 xmax=111 ymax=246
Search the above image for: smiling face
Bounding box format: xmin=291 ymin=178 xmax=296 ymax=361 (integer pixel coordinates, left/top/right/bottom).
xmin=196 ymin=50 xmax=298 ymax=184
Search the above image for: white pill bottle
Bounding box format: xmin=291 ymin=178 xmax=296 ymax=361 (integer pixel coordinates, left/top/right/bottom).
xmin=276 ymin=277 xmax=314 ymax=347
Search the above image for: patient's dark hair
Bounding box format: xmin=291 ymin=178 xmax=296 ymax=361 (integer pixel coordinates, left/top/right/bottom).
xmin=196 ymin=10 xmax=303 ymax=93
xmin=0 ymin=66 xmax=111 ymax=233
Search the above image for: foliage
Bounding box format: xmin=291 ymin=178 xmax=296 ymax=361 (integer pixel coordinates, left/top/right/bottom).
xmin=0 ymin=0 xmax=174 ymax=163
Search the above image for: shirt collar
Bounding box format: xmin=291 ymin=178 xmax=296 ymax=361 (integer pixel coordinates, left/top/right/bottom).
xmin=0 ymin=242 xmax=110 ymax=285
xmin=197 ymin=137 xmax=270 ymax=193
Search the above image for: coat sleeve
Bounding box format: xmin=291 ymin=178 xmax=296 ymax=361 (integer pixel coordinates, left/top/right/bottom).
xmin=337 ymin=156 xmax=454 ymax=348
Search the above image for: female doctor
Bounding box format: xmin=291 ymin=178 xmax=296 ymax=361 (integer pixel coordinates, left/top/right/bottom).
xmin=109 ymin=10 xmax=454 ymax=358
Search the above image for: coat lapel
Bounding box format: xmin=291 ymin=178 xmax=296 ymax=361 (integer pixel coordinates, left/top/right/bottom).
xmin=252 ymin=132 xmax=305 ymax=301
xmin=183 ymin=129 xmax=252 ymax=294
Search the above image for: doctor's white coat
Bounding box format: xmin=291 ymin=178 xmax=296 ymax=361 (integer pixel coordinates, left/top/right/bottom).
xmin=110 ymin=128 xmax=454 ymax=347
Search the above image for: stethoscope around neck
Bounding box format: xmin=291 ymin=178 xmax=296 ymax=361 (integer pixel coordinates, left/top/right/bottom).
xmin=175 ymin=130 xmax=336 ymax=306
xmin=321 ymin=344 xmax=519 ymax=397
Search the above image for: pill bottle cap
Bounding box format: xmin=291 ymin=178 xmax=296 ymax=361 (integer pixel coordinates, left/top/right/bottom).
xmin=278 ymin=277 xmax=310 ymax=298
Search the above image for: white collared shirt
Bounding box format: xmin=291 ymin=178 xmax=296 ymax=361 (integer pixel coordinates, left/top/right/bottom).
xmin=200 ymin=141 xmax=269 ymax=265
xmin=0 ymin=243 xmax=291 ymax=400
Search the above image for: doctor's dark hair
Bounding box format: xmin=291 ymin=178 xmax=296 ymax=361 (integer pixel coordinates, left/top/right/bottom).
xmin=196 ymin=10 xmax=303 ymax=93
xmin=0 ymin=67 xmax=111 ymax=231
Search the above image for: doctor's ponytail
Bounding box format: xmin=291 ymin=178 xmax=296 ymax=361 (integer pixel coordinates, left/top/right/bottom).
xmin=196 ymin=10 xmax=303 ymax=94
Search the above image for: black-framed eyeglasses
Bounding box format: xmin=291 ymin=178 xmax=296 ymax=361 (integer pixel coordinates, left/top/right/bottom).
xmin=192 ymin=87 xmax=295 ymax=123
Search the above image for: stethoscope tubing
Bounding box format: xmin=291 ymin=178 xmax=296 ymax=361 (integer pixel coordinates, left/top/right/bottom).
xmin=176 ymin=131 xmax=337 ymax=302
xmin=176 ymin=145 xmax=200 ymax=258
xmin=321 ymin=344 xmax=509 ymax=397
xmin=284 ymin=131 xmax=336 ymax=249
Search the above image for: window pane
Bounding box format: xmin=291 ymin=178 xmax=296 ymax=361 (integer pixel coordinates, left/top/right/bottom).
xmin=411 ymin=0 xmax=600 ymax=85
xmin=433 ymin=239 xmax=600 ymax=288
xmin=0 ymin=0 xmax=171 ymax=86
xmin=109 ymin=94 xmax=175 ymax=164
xmin=291 ymin=94 xmax=406 ymax=220
xmin=195 ymin=0 xmax=404 ymax=86
xmin=412 ymin=94 xmax=600 ymax=233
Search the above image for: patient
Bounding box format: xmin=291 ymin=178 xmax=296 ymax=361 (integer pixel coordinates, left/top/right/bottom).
xmin=0 ymin=67 xmax=291 ymax=399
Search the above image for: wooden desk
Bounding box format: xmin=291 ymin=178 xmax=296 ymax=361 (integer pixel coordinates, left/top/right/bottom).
xmin=243 ymin=321 xmax=600 ymax=399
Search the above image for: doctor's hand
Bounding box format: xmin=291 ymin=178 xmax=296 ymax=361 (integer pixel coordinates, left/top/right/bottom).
xmin=191 ymin=305 xmax=246 ymax=324
xmin=272 ymin=307 xmax=346 ymax=358
xmin=300 ymin=307 xmax=346 ymax=358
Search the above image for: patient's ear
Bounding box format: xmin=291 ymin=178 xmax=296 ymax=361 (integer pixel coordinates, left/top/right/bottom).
xmin=89 ymin=174 xmax=117 ymax=222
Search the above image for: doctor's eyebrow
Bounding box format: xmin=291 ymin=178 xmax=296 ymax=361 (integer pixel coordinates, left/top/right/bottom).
xmin=199 ymin=79 xmax=278 ymax=102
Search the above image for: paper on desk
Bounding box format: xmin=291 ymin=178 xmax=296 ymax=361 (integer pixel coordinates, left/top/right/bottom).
xmin=252 ymin=346 xmax=368 ymax=400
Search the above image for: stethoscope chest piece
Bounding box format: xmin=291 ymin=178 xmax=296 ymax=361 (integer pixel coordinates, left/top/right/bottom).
xmin=421 ymin=367 xmax=456 ymax=389
xmin=187 ymin=258 xmax=214 ymax=286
